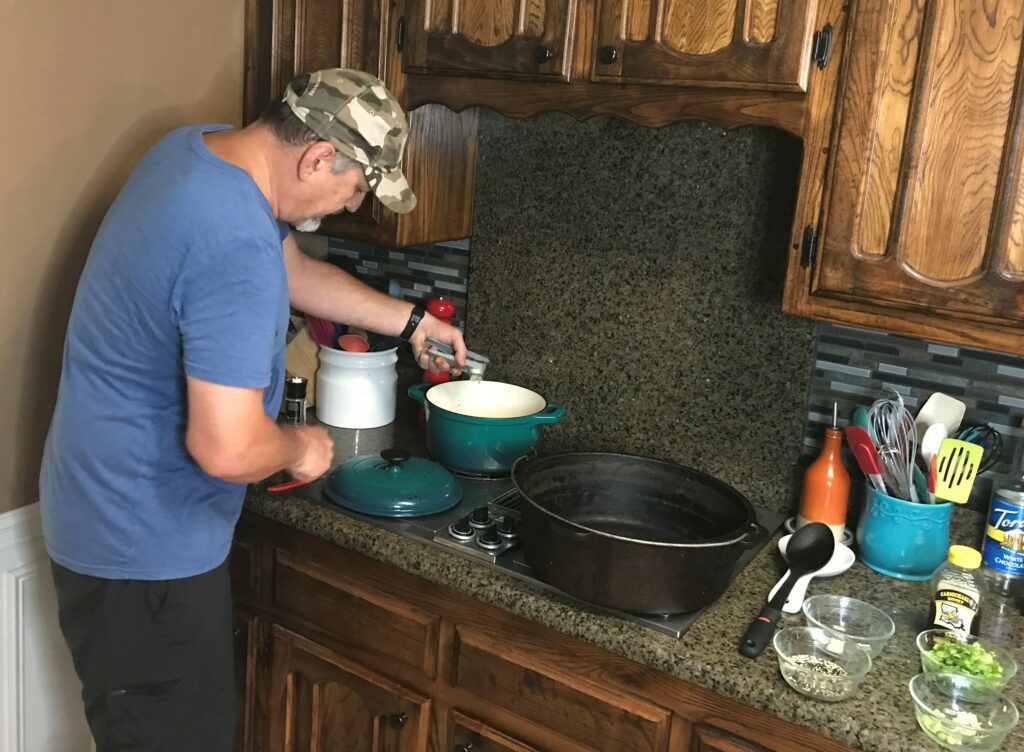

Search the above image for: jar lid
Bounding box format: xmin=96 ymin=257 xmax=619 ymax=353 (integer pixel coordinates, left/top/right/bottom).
xmin=948 ymin=545 xmax=981 ymax=569
xmin=323 ymin=448 xmax=462 ymax=517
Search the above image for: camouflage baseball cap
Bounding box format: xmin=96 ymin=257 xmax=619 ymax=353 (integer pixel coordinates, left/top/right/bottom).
xmin=283 ymin=69 xmax=416 ymax=213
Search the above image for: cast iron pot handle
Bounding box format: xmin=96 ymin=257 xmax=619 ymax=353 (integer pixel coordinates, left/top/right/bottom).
xmin=407 ymin=383 xmax=431 ymax=403
xmin=738 ymin=521 xmax=768 ymax=548
xmin=529 ymin=403 xmax=566 ymax=424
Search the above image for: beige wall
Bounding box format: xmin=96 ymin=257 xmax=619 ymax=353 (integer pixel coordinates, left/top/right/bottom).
xmin=1 ymin=1 xmax=246 ymax=512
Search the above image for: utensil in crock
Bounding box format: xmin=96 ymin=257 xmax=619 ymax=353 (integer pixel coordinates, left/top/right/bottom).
xmin=844 ymin=426 xmax=887 ymax=494
xmin=934 ymin=438 xmax=984 ymax=504
xmin=738 ymin=522 xmax=835 ymax=658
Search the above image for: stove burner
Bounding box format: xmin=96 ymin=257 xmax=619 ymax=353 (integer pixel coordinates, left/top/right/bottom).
xmin=468 ymin=506 xmax=492 ymax=529
xmin=497 ymin=517 xmax=519 ymax=540
xmin=448 ymin=519 xmax=475 ymax=541
xmin=476 ymin=525 xmax=503 ymax=550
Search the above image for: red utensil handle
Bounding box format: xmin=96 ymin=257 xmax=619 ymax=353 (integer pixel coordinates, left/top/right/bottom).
xmin=267 ymin=478 xmax=310 ymax=493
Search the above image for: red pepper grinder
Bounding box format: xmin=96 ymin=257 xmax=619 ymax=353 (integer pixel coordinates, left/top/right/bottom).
xmin=423 ymin=298 xmax=456 ymax=384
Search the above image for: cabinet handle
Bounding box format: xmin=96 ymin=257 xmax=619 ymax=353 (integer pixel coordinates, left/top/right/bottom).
xmin=388 ymin=712 xmax=408 ymax=730
xmin=597 ymin=46 xmax=618 ymax=65
xmin=454 ymin=745 xmax=473 ymax=752
xmin=533 ymin=44 xmax=554 ymax=64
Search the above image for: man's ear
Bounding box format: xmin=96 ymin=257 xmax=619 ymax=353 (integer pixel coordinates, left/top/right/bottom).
xmin=297 ymin=141 xmax=336 ymax=180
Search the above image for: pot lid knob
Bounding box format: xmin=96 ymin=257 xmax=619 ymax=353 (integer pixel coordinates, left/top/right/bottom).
xmin=381 ymin=448 xmax=411 ymax=468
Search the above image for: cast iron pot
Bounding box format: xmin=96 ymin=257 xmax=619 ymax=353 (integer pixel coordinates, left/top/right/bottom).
xmin=512 ymin=452 xmax=767 ymax=614
xmin=408 ymin=381 xmax=565 ymax=475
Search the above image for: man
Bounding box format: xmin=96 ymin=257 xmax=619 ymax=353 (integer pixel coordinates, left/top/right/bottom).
xmin=39 ymin=68 xmax=464 ymax=751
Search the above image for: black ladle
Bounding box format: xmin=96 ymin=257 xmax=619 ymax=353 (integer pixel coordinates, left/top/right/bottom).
xmin=738 ymin=522 xmax=835 ymax=658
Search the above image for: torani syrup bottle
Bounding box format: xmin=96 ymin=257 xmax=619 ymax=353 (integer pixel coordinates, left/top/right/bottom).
xmin=981 ymin=437 xmax=1024 ymax=597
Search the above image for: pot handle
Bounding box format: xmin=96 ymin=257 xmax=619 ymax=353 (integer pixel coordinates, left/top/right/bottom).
xmin=738 ymin=521 xmax=768 ymax=548
xmin=530 ymin=403 xmax=566 ymax=424
xmin=407 ymin=383 xmax=431 ymax=404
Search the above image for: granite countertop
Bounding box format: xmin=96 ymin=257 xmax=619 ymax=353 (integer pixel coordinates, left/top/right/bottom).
xmin=246 ymin=375 xmax=1024 ymax=752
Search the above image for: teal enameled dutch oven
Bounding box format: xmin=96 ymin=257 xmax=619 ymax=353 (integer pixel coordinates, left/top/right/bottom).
xmin=408 ymin=380 xmax=565 ymax=476
xmin=323 ymin=448 xmax=462 ymax=517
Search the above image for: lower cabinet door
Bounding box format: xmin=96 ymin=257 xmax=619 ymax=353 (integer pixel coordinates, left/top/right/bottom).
xmin=233 ymin=609 xmax=259 ymax=752
xmin=691 ymin=724 xmax=769 ymax=752
xmin=269 ymin=625 xmax=431 ymax=752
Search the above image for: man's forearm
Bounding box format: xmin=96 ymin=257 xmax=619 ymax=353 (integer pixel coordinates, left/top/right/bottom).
xmin=284 ymin=235 xmax=412 ymax=336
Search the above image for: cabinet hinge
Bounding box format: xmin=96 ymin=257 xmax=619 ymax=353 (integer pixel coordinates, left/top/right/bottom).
xmin=811 ymin=23 xmax=833 ymax=70
xmin=396 ymin=16 xmax=405 ymax=53
xmin=800 ymin=225 xmax=819 ymax=268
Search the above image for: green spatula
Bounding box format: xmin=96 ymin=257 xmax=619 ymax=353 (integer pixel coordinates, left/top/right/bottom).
xmin=933 ymin=438 xmax=984 ymax=504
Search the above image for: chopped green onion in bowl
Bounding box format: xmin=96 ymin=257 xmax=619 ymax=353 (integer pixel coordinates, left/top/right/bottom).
xmin=916 ymin=630 xmax=1017 ymax=690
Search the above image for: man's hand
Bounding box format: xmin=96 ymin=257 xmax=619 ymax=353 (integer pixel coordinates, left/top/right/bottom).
xmin=409 ymin=313 xmax=467 ymax=374
xmin=283 ymin=425 xmax=334 ymax=481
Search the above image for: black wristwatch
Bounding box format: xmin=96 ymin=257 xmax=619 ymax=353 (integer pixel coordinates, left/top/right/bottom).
xmin=399 ymin=302 xmax=426 ymax=342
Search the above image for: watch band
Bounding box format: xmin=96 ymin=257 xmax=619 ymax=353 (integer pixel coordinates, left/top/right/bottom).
xmin=399 ymin=302 xmax=426 ymax=342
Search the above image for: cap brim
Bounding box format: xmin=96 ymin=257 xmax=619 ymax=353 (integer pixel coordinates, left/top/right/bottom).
xmin=366 ymin=165 xmax=416 ymax=214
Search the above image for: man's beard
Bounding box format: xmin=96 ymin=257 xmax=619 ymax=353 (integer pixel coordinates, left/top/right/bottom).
xmin=294 ymin=216 xmax=323 ymax=233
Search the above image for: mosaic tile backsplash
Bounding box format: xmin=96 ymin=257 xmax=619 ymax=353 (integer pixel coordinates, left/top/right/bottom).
xmin=327 ymin=236 xmax=470 ymax=327
xmin=803 ymin=323 xmax=1024 ymax=515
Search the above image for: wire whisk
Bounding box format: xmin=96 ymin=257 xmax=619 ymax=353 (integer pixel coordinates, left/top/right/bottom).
xmin=868 ymin=387 xmax=919 ymax=502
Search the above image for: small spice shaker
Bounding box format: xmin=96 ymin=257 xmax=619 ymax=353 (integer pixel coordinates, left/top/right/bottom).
xmin=284 ymin=376 xmax=308 ymax=425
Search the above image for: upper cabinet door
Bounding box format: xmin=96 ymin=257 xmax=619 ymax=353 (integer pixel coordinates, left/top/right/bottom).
xmin=813 ymin=0 xmax=1024 ymax=332
xmin=591 ymin=0 xmax=819 ymax=91
xmin=402 ymin=0 xmax=579 ymax=82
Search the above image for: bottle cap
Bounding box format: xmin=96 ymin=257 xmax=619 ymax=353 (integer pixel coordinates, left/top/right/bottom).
xmin=948 ymin=545 xmax=981 ymax=569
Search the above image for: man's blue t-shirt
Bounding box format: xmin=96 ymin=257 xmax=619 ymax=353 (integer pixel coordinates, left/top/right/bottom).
xmin=40 ymin=125 xmax=290 ymax=580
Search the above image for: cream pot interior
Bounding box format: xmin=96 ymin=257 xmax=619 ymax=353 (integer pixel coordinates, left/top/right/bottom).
xmin=426 ymin=380 xmax=547 ymax=419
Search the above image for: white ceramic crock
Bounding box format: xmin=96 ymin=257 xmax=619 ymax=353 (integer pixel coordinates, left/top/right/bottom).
xmin=316 ymin=346 xmax=398 ymax=428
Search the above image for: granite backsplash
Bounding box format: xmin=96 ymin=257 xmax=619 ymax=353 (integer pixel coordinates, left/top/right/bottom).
xmin=464 ymin=111 xmax=813 ymax=512
xmin=320 ymin=109 xmax=1024 ymax=520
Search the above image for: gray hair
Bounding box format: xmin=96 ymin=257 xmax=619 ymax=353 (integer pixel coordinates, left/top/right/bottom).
xmin=261 ymin=74 xmax=360 ymax=176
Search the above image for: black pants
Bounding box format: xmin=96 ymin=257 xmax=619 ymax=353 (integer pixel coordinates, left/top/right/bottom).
xmin=51 ymin=559 xmax=236 ymax=752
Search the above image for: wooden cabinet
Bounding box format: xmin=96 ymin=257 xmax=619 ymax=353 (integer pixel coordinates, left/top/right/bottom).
xmin=448 ymin=710 xmax=546 ymax=752
xmin=244 ymin=0 xmax=479 ymax=247
xmin=403 ymin=0 xmax=579 ymax=82
xmin=400 ymin=0 xmax=835 ymax=132
xmin=785 ymin=0 xmax=1024 ymax=353
xmin=233 ymin=610 xmax=259 ymax=752
xmin=402 ymin=0 xmax=821 ymax=92
xmin=590 ymin=0 xmax=819 ymax=91
xmin=691 ymin=724 xmax=769 ymax=752
xmin=269 ymin=625 xmax=431 ymax=751
xmin=232 ymin=513 xmax=855 ymax=752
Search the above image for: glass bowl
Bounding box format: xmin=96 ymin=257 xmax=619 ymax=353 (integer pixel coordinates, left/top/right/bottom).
xmin=802 ymin=594 xmax=895 ymax=658
xmin=772 ymin=626 xmax=872 ymax=702
xmin=909 ymin=672 xmax=1019 ymax=751
xmin=916 ymin=630 xmax=1017 ymax=691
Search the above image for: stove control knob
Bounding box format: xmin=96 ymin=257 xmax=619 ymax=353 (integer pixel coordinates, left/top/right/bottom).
xmin=497 ymin=517 xmax=519 ymax=539
xmin=477 ymin=525 xmax=503 ymax=550
xmin=448 ymin=519 xmax=475 ymax=541
xmin=468 ymin=506 xmax=491 ymax=528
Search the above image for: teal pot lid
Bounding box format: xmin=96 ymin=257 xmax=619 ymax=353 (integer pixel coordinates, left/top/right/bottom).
xmin=324 ymin=448 xmax=462 ymax=517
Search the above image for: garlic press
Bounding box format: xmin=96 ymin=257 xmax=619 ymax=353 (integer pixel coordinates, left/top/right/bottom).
xmin=426 ymin=337 xmax=490 ymax=378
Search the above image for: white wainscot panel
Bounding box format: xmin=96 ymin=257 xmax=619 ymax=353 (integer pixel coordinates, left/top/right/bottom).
xmin=1 ymin=504 xmax=92 ymax=752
